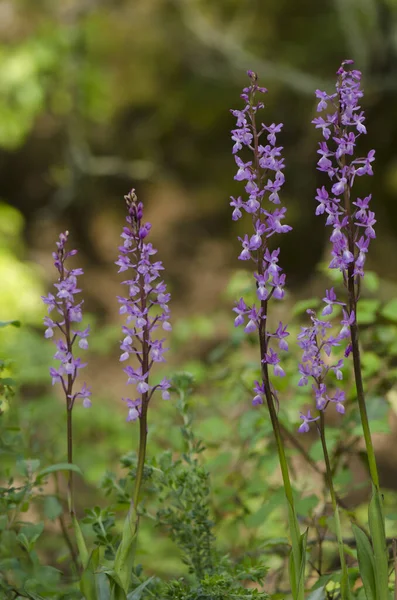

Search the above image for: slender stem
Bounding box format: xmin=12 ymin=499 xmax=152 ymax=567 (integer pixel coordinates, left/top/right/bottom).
xmin=257 ymin=262 xmax=301 ymax=569
xmin=261 ymin=363 xmax=295 ymax=509
xmin=393 ymin=539 xmax=397 ymax=600
xmin=260 ymin=355 xmax=301 ymax=552
xmin=317 ymin=524 xmax=324 ymax=576
xmin=66 ymin=405 xmax=74 ymax=514
xmin=60 ymin=251 xmax=76 ymax=516
xmin=343 ymin=185 xmax=380 ymax=489
xmin=338 ymin=96 xmax=380 ymax=491
xmin=54 ymin=472 xmax=79 ymax=571
xmin=132 ymin=400 xmax=148 ymax=511
xmin=318 ymin=413 xmax=350 ymax=599
xmin=59 ymin=509 xmax=79 ymax=571
xmin=279 ymin=422 xmax=321 ymax=476
xmin=248 ymin=88 xmax=303 ymax=597
xmin=349 ymin=317 xmax=379 ymax=488
xmin=249 ymin=92 xmax=296 ymax=519
xmin=128 ymin=246 xmax=150 ymax=527
xmin=280 ymin=422 xmax=354 ymax=513
xmin=258 ymin=311 xmax=302 ymax=587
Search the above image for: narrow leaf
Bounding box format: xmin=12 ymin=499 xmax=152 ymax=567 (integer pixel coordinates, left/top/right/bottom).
xmin=297 ymin=529 xmax=308 ymax=597
xmin=306 ymin=587 xmax=326 ymax=600
xmin=105 ymin=570 xmax=128 ymax=600
xmin=288 ymin=548 xmax=298 ymax=600
xmin=352 ymin=524 xmax=376 ymax=600
xmin=127 ymin=577 xmax=154 ymax=600
xmin=80 ymin=548 xmax=100 ymax=600
xmin=72 ymin=515 xmax=89 ymax=569
xmin=113 ymin=511 xmax=138 ymax=594
xmin=0 ymin=320 xmax=21 ymax=328
xmin=287 ymin=502 xmax=305 ymax=600
xmin=36 ymin=462 xmax=83 ymax=481
xmin=368 ymin=487 xmax=389 ymax=600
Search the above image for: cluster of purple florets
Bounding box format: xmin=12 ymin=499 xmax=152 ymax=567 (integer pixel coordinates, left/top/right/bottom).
xmin=230 ymin=71 xmax=292 ymax=404
xmin=116 ymin=189 xmax=171 ymax=421
xmin=298 ymin=60 xmax=376 ymax=432
xmin=297 ymin=303 xmax=348 ymax=432
xmin=312 ymin=59 xmax=376 ymax=278
xmin=42 ymin=62 xmax=375 ymax=437
xmin=230 ymin=62 xmax=376 ymax=430
xmin=42 ymin=232 xmax=91 ymax=409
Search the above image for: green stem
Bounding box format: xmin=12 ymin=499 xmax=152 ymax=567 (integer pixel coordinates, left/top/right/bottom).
xmin=261 ymin=360 xmax=303 ymax=593
xmin=66 ymin=405 xmax=74 ymax=515
xmin=132 ymin=401 xmax=148 ymax=511
xmin=54 ymin=472 xmax=79 ymax=572
xmin=261 ymin=365 xmax=297 ymax=524
xmin=343 ymin=171 xmax=388 ymax=597
xmin=318 ymin=413 xmax=351 ymax=599
xmin=248 ymin=85 xmax=304 ymax=599
xmin=250 ymin=93 xmax=299 ymax=544
xmin=349 ymin=315 xmax=379 ymax=489
xmin=340 ymin=110 xmax=380 ymax=491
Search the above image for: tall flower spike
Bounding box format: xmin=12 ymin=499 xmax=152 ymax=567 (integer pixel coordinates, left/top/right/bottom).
xmin=231 ymin=73 xmax=304 ymax=599
xmin=298 ymin=60 xmax=376 ymax=433
xmin=230 ymin=70 xmax=291 ymax=402
xmin=42 ymin=231 xmax=91 ymax=409
xmin=313 ymin=60 xmax=375 ymax=281
xmin=116 ymin=189 xmax=171 ymax=422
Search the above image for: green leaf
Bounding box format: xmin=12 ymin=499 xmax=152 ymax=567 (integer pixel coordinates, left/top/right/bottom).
xmin=288 ymin=529 xmax=307 ymax=600
xmin=20 ymin=590 xmax=45 ymax=600
xmin=127 ymin=577 xmax=154 ymax=599
xmin=96 ymin=572 xmax=111 ymax=600
xmin=43 ymin=496 xmax=63 ymax=521
xmin=73 ymin=515 xmax=89 ymax=569
xmin=306 ymin=587 xmax=326 ymax=600
xmin=80 ymin=547 xmax=100 ymax=600
xmin=309 ymin=574 xmax=333 ymax=592
xmin=357 ymin=300 xmax=380 ymax=325
xmin=195 ymin=415 xmax=233 ymax=442
xmin=362 ymin=271 xmax=379 ymax=293
xmin=245 ymin=488 xmax=285 ymax=528
xmin=0 ymin=377 xmax=16 ymax=386
xmin=0 ymin=319 xmax=21 ymax=328
xmin=288 ymin=547 xmax=298 ymax=600
xmin=17 ymin=458 xmax=40 ymax=476
xmin=381 ymin=299 xmax=397 ymax=323
xmin=297 ymin=529 xmax=308 ymax=596
xmin=295 ymin=495 xmax=318 ymax=518
xmin=35 ymin=462 xmax=83 ymax=482
xmin=17 ymin=523 xmax=44 ymax=553
xmin=361 ymin=353 xmax=381 ymax=378
xmin=368 ymin=487 xmax=389 ymax=600
xmin=113 ymin=512 xmax=138 ymax=594
xmin=352 ymin=397 xmax=390 ymax=435
xmin=352 ymin=524 xmax=376 ymax=600
xmin=105 ymin=570 xmax=128 ymax=600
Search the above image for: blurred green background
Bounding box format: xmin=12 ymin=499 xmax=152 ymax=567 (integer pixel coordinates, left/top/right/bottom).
xmin=2 ymin=0 xmax=397 ymax=594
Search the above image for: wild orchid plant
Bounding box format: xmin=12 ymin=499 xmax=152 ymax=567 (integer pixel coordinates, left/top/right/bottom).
xmin=229 ymin=61 xmax=391 ymax=599
xmin=29 ymin=60 xmax=393 ymax=599
xmin=230 ymin=71 xmax=306 ymax=600
xmin=42 ymin=231 xmax=91 ymax=518
xmin=300 ymin=61 xmax=388 ymax=600
xmin=40 ymin=191 xmax=174 ymax=598
xmin=112 ymin=189 xmax=172 ymax=595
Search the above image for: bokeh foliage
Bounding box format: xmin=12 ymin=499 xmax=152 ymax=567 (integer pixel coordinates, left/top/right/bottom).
xmin=2 ymin=0 xmax=397 ymax=597
xmin=2 ymin=207 xmax=397 ymax=597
